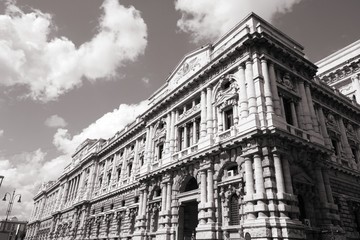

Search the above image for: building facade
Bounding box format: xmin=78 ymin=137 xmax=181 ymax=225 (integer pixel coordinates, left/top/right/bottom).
xmin=25 ymin=13 xmax=360 ymax=240
xmin=0 ymin=217 xmax=28 ymax=240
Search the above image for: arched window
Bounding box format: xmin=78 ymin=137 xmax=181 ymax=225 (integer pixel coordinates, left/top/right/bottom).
xmin=227 ymin=165 xmax=238 ymax=177
xmin=229 ymin=194 xmax=240 ymax=225
xmin=184 ymin=177 xmax=198 ymax=192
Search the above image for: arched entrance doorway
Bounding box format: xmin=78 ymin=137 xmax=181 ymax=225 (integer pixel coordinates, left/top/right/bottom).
xmin=178 ymin=176 xmax=199 ymax=240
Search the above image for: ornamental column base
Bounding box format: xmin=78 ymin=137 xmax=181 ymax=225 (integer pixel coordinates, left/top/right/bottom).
xmin=155 ymin=228 xmax=171 ymax=240
xmin=195 ymin=223 xmax=217 ymax=240
xmin=243 ymin=218 xmax=305 ymax=240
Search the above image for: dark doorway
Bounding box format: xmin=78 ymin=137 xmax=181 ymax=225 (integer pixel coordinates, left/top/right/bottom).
xmin=178 ymin=200 xmax=198 ymax=240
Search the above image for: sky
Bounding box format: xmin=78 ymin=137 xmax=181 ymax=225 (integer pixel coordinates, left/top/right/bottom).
xmin=0 ymin=0 xmax=360 ymax=221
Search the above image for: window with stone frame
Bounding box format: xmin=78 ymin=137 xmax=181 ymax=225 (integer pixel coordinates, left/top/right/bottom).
xmin=158 ymin=142 xmax=164 ymax=160
xmin=128 ymin=163 xmax=132 ymax=178
xmin=107 ymin=172 xmax=111 ymax=185
xmin=224 ymin=107 xmax=234 ymax=130
xmin=117 ymin=168 xmax=121 ymax=182
xmin=329 ymin=131 xmax=341 ymax=157
xmin=229 ymin=194 xmax=240 ymax=225
xmin=349 ymin=139 xmax=359 ymax=163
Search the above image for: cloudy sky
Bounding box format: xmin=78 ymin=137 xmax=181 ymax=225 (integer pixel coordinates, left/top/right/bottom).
xmin=0 ymin=0 xmax=360 ymax=220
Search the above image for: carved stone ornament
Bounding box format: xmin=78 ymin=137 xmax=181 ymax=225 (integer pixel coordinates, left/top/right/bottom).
xmin=346 ymin=123 xmax=355 ymax=136
xmin=282 ymin=73 xmax=294 ymax=90
xmin=215 ymin=74 xmax=239 ymax=105
xmin=326 ymin=113 xmax=336 ymax=126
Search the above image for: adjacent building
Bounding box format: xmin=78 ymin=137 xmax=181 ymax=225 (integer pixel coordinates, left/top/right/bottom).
xmin=0 ymin=217 xmax=27 ymax=240
xmin=25 ymin=13 xmax=360 ymax=240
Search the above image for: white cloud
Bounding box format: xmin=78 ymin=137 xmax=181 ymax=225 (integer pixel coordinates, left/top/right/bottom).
xmin=44 ymin=114 xmax=67 ymax=128
xmin=0 ymin=129 xmax=4 ymax=137
xmin=0 ymin=149 xmax=70 ymax=220
xmin=53 ymin=100 xmax=149 ymax=155
xmin=141 ymin=77 xmax=150 ymax=85
xmin=0 ymin=0 xmax=147 ymax=102
xmin=175 ymin=0 xmax=301 ymax=43
xmin=0 ymin=100 xmax=148 ymax=220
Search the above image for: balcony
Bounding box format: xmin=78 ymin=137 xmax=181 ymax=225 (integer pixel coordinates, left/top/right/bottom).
xmin=172 ymin=143 xmax=199 ymax=161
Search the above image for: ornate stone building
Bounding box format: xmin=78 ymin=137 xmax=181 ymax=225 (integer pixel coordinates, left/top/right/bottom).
xmin=25 ymin=13 xmax=360 ymax=240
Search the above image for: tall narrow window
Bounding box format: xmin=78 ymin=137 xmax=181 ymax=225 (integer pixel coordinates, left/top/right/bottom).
xmin=179 ymin=128 xmax=184 ymax=151
xmin=117 ymin=168 xmax=121 ymax=181
xmin=298 ymin=195 xmax=307 ymax=222
xmin=107 ymin=173 xmax=111 ymax=185
xmin=128 ymin=163 xmax=132 ymax=177
xmin=158 ymin=143 xmax=164 ymax=160
xmin=224 ymin=108 xmax=234 ymax=130
xmin=99 ymin=176 xmax=103 ymax=187
xmin=283 ymin=98 xmax=293 ymax=125
xmin=351 ymin=147 xmax=358 ymax=163
xmin=187 ymin=123 xmax=192 ymax=147
xmin=229 ymin=194 xmax=240 ymax=225
xmin=331 ymin=138 xmax=339 ymax=156
xmin=196 ymin=120 xmax=200 ymax=143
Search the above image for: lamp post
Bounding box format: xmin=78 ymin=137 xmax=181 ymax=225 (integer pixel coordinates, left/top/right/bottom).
xmin=2 ymin=190 xmax=21 ymax=233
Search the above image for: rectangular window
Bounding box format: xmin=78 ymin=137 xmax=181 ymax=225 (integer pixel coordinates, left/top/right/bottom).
xmin=187 ymin=123 xmax=192 ymax=147
xmin=352 ymin=147 xmax=358 ymax=163
xmin=224 ymin=108 xmax=234 ymax=130
xmin=179 ymin=128 xmax=184 ymax=151
xmin=196 ymin=120 xmax=200 ymax=143
xmin=158 ymin=143 xmax=164 ymax=160
xmin=283 ymin=98 xmax=293 ymax=125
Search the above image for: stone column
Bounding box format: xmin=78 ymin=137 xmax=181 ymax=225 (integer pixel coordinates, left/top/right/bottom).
xmin=166 ymin=182 xmax=172 ymax=211
xmin=138 ymin=190 xmax=144 ymax=216
xmin=339 ymin=117 xmax=353 ymax=160
xmin=200 ymin=170 xmax=207 ymax=204
xmin=233 ymin=103 xmax=239 ymax=125
xmin=261 ymin=58 xmax=274 ymax=116
xmin=254 ymin=154 xmax=266 ymax=218
xmin=322 ymin=169 xmax=334 ymax=204
xmin=169 ymin=111 xmax=175 ymax=153
xmin=165 ymin=113 xmax=171 ymax=153
xmin=207 ymin=169 xmax=214 ymax=204
xmin=193 ymin=119 xmax=197 ymax=144
xmin=318 ymin=107 xmax=332 ymax=147
xmin=244 ymin=157 xmax=255 ymax=219
xmin=245 ymin=60 xmax=257 ymax=114
xmin=161 ymin=183 xmax=167 ymax=212
xmin=142 ymin=189 xmax=148 ymax=216
xmin=66 ymin=180 xmax=73 ymax=203
xmin=268 ymin=62 xmax=281 ymax=116
xmin=200 ymin=90 xmax=207 ymax=137
xmin=217 ymin=107 xmax=223 ymax=132
xmin=315 ymin=167 xmax=328 ymax=203
xmin=273 ymin=152 xmax=285 ymax=193
xmin=298 ymin=81 xmax=313 ymax=131
xmin=290 ymin=101 xmax=299 ymax=128
xmin=206 ymin=86 xmax=213 ymax=135
xmin=282 ymin=157 xmax=293 ymax=194
xmin=237 ymin=64 xmax=249 ymax=118
xmin=305 ymin=84 xmax=320 ymax=133
xmin=174 ymin=110 xmax=179 ymax=152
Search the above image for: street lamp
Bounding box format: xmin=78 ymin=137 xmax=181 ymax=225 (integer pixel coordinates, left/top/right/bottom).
xmin=0 ymin=176 xmax=4 ymax=188
xmin=2 ymin=190 xmax=21 ymax=233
